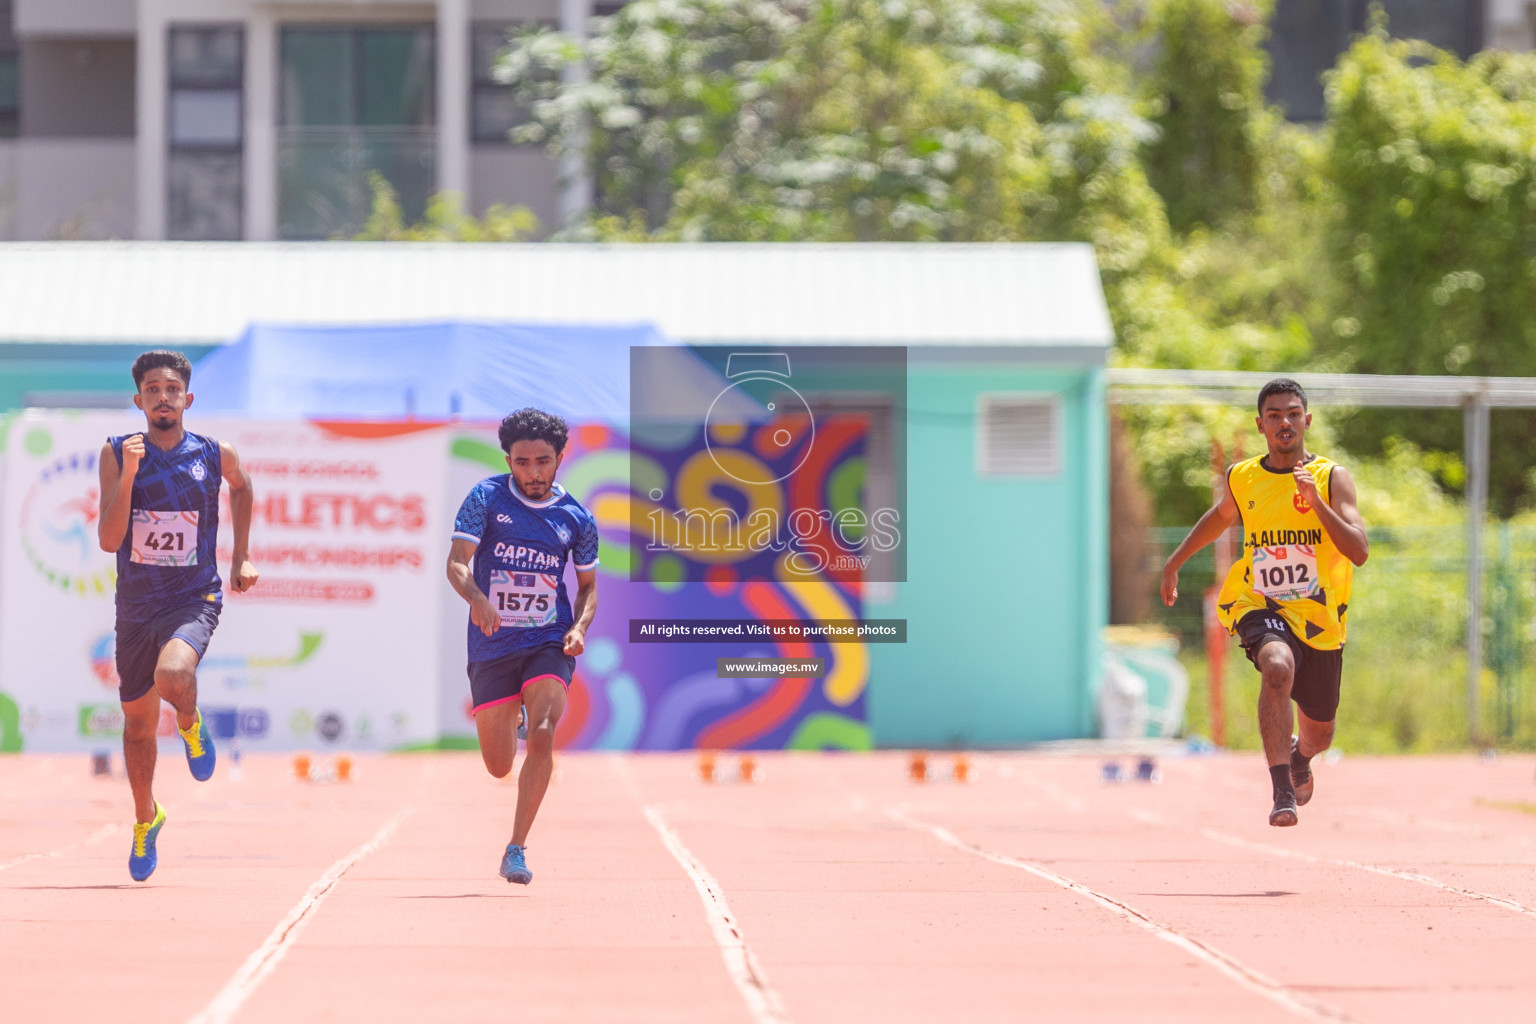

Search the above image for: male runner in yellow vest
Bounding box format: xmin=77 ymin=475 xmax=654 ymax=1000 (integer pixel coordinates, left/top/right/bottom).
xmin=1160 ymin=379 xmax=1369 ymax=826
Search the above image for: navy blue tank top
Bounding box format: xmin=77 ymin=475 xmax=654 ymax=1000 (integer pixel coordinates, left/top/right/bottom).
xmin=109 ymin=431 xmax=223 ymax=622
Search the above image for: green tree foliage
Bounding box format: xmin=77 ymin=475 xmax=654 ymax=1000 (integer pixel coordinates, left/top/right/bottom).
xmin=1321 ymin=32 xmax=1536 ymax=513
xmin=502 ymin=0 xmax=1165 ymax=267
xmin=1142 ymin=0 xmax=1273 ymax=232
xmin=354 ymin=173 xmax=539 ymax=241
xmin=494 ymin=1 xmax=1536 ymax=526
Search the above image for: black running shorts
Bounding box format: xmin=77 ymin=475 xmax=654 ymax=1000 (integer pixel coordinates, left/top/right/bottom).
xmin=466 ymin=642 xmax=573 ymax=716
xmin=115 ymin=597 xmax=221 ymax=704
xmin=1234 ymin=609 xmax=1343 ymax=723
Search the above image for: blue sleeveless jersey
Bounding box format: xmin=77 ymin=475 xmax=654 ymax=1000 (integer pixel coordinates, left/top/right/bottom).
xmin=109 ymin=431 xmax=223 ymax=622
xmin=452 ymin=476 xmax=599 ymax=664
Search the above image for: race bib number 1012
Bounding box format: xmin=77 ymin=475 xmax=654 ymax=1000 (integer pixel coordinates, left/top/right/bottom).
xmin=1252 ymin=544 xmax=1318 ymax=602
xmin=130 ymin=510 xmax=199 ymax=567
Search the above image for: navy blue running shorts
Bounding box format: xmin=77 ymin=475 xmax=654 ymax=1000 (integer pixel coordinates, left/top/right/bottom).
xmin=115 ymin=596 xmax=221 ymax=703
xmin=467 ymin=642 xmax=573 ymax=716
xmin=1234 ymin=609 xmax=1343 ymax=723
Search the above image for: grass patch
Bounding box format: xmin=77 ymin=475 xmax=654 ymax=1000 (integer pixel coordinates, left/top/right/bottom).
xmin=1477 ymin=799 xmax=1536 ymax=818
xmin=391 ymin=736 xmax=481 ymax=752
xmin=1177 ymin=642 xmax=1506 ymax=754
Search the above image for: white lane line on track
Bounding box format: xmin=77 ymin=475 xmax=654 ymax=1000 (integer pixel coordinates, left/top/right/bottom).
xmin=641 ymin=804 xmax=790 ymax=1024
xmin=0 ymin=822 xmax=119 ymax=872
xmin=888 ymin=807 xmax=1356 ymax=1024
xmin=1130 ymin=811 xmax=1536 ymax=920
xmin=186 ymin=806 xmax=413 ymax=1024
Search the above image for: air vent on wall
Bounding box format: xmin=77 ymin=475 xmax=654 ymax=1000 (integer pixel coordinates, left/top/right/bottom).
xmin=977 ymin=394 xmax=1059 ymax=477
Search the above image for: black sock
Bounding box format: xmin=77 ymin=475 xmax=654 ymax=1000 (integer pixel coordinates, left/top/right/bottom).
xmin=1291 ymin=745 xmax=1314 ymax=773
xmin=1269 ymin=764 xmax=1294 ymax=801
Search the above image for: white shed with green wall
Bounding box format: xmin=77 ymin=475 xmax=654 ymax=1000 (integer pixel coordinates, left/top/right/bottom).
xmin=0 ymin=240 xmax=1114 ymax=746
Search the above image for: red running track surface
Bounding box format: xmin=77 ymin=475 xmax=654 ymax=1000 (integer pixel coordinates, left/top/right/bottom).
xmin=2 ymin=749 xmax=1535 ymax=1023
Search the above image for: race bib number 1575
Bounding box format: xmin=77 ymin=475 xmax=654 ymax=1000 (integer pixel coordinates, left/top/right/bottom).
xmin=488 ymin=570 xmax=559 ymax=628
xmin=130 ymin=510 xmax=199 ymax=567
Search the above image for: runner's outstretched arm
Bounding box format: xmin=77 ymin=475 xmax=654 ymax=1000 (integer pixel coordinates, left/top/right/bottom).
xmin=1296 ymin=464 xmax=1369 ymax=566
xmin=220 ymin=441 xmax=259 ymax=592
xmin=563 ymin=568 xmax=598 ymax=656
xmin=1160 ymin=478 xmax=1240 ymax=606
xmin=448 ymin=538 xmax=500 ymax=637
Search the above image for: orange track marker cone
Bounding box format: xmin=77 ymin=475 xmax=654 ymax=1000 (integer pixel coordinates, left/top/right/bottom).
xmin=909 ymin=752 xmax=929 ymax=783
xmin=953 ymin=755 xmax=971 ymax=783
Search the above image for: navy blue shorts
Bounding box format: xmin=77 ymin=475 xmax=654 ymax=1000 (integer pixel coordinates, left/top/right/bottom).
xmin=115 ymin=596 xmax=221 ymax=703
xmin=467 ymin=643 xmax=573 ymax=716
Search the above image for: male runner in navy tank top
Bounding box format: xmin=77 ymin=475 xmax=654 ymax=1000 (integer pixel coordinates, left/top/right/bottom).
xmin=97 ymin=351 xmax=259 ymax=881
xmin=446 ymin=408 xmax=598 ymax=885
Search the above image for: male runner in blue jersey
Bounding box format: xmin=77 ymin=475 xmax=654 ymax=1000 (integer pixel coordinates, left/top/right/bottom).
xmin=447 ymin=408 xmax=599 ymax=885
xmin=97 ymin=351 xmax=259 ymax=881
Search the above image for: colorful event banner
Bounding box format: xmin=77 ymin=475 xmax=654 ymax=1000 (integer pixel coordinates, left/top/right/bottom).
xmin=440 ymin=421 xmax=871 ymax=751
xmin=0 ymin=412 xmax=448 ymax=753
xmin=0 ymin=412 xmax=870 ymax=753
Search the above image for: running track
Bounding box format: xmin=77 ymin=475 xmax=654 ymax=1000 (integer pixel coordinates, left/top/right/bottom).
xmin=3 ymin=750 xmax=1535 ymax=1023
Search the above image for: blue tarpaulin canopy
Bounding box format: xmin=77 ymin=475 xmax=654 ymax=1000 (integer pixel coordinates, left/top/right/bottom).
xmin=191 ymin=321 xmax=675 ymax=424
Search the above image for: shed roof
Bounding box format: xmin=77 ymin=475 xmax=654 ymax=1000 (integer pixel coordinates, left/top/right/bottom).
xmin=0 ymin=242 xmax=1114 ymax=349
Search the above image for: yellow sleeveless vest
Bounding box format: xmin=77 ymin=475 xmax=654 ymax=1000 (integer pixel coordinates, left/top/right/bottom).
xmin=1216 ymin=454 xmax=1353 ymax=650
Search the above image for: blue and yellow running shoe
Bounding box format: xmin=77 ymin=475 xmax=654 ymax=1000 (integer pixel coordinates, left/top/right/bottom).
xmin=179 ymin=707 xmax=216 ymax=781
xmin=517 ymin=703 xmax=528 ymax=741
xmin=129 ymin=803 xmax=166 ymax=881
xmin=499 ymin=843 xmax=532 ymax=885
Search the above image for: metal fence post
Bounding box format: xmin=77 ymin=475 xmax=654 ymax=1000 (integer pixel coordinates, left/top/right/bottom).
xmin=1464 ymin=393 xmax=1490 ymax=743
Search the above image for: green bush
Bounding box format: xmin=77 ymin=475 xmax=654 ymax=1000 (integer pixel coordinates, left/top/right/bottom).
xmin=1321 ymin=33 xmax=1536 ymax=513
xmin=1142 ymin=0 xmax=1274 ymax=232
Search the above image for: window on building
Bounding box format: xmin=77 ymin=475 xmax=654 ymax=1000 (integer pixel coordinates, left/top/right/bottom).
xmin=167 ymin=25 xmax=244 ymax=240
xmin=278 ymin=26 xmax=435 ymax=239
xmin=470 ymin=21 xmax=554 ymax=145
xmin=0 ymin=1 xmax=19 ymax=139
xmin=977 ymin=395 xmax=1060 ymax=477
xmin=1266 ymin=0 xmax=1483 ymax=122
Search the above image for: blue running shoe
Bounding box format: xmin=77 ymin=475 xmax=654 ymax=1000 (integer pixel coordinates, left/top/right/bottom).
xmin=517 ymin=703 xmax=527 ymax=741
xmin=129 ymin=803 xmax=166 ymax=882
xmin=499 ymin=843 xmax=532 ymax=884
xmin=179 ymin=708 xmax=216 ymax=781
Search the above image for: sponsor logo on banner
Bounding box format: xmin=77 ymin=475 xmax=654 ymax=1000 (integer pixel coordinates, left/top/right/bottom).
xmin=204 ymin=706 xmax=272 ymax=739
xmin=89 ymin=632 xmax=119 ymax=688
xmin=239 ymin=708 xmax=271 ymax=738
xmin=78 ymin=703 xmax=124 ymax=738
xmin=21 ymin=448 xmax=116 ymax=596
xmin=317 ymin=711 xmax=345 ymax=743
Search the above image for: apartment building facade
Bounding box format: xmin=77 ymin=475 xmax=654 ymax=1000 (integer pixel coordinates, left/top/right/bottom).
xmin=0 ymin=0 xmax=593 ymax=241
xmin=0 ymin=0 xmax=1533 ymax=242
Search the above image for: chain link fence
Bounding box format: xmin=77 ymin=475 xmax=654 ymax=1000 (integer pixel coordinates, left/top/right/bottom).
xmin=1140 ymin=525 xmax=1536 ymax=750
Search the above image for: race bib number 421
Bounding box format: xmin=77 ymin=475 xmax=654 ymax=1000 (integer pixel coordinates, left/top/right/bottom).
xmin=1252 ymin=544 xmax=1318 ymax=602
xmin=488 ymin=570 xmax=559 ymax=628
xmin=130 ymin=510 xmax=199 ymax=567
